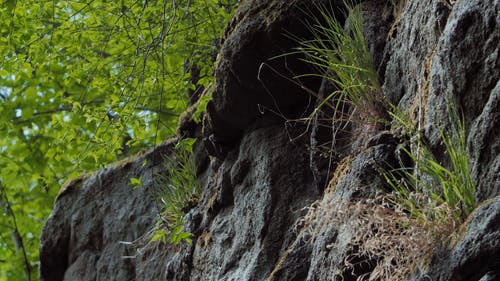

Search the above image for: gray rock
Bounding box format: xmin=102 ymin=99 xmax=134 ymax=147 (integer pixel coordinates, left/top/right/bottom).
xmin=426 ymin=0 xmax=499 ymax=202
xmin=190 ymin=126 xmax=318 ymax=281
xmin=360 ymin=0 xmax=393 ymax=79
xmin=382 ymin=0 xmax=450 ymax=105
xmin=469 ymin=82 xmax=500 ymax=202
xmin=205 ymin=0 xmax=353 ymax=147
xmin=40 ymin=143 xmax=175 ymax=281
xmin=413 ymin=196 xmax=500 ymax=281
xmin=479 ymin=271 xmax=500 ymax=281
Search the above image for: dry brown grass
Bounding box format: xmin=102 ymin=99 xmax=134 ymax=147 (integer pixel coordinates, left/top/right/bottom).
xmin=56 ymin=172 xmax=91 ymax=199
xmin=324 ymin=155 xmax=355 ymax=195
xmin=298 ymin=196 xmax=456 ymax=280
xmin=266 ymin=239 xmax=297 ymax=281
xmin=197 ymin=230 xmax=213 ymax=250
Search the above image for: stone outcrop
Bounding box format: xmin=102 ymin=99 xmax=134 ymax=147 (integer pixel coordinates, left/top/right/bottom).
xmin=40 ymin=143 xmax=175 ymax=281
xmin=40 ymin=0 xmax=499 ymax=280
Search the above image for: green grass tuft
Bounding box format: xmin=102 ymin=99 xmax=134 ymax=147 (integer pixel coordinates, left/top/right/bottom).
xmin=386 ymin=105 xmax=476 ymax=223
xmin=298 ymin=1 xmax=386 ymax=123
xmin=290 ymin=2 xmax=478 ymax=279
xmin=151 ymin=138 xmax=200 ymax=245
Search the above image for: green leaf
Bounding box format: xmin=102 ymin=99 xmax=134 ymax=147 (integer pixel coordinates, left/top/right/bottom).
xmin=150 ymin=229 xmax=167 ymax=244
xmin=25 ymin=87 xmax=37 ymax=100
xmin=130 ymin=177 xmax=142 ymax=190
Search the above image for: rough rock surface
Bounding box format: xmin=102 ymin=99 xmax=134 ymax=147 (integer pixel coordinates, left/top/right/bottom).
xmin=40 ymin=0 xmax=499 ymax=280
xmin=189 ymin=126 xmax=317 ymax=281
xmin=204 ymin=0 xmax=352 ymax=147
xmin=40 ymin=142 xmax=175 ymax=281
xmin=413 ymin=196 xmax=500 ymax=281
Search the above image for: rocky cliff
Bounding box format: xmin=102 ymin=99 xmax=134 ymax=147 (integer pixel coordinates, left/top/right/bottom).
xmin=40 ymin=0 xmax=499 ymax=280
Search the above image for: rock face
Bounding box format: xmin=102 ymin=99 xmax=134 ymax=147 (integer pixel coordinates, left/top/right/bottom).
xmin=40 ymin=0 xmax=499 ymax=280
xmin=413 ymin=196 xmax=500 ymax=281
xmin=206 ymin=0 xmax=347 ymax=143
xmin=40 ymin=143 xmax=175 ymax=281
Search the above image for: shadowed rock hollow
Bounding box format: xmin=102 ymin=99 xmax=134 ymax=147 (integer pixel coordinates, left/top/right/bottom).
xmin=40 ymin=0 xmax=499 ymax=280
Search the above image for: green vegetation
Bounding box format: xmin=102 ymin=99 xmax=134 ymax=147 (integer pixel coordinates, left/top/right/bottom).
xmin=293 ymin=2 xmax=477 ymax=280
xmin=298 ymin=2 xmax=386 ymax=129
xmin=298 ymin=1 xmax=476 ymax=224
xmin=151 ymin=138 xmax=200 ymax=245
xmin=386 ymin=105 xmax=476 ymax=223
xmin=0 ymin=1 xmax=235 ymax=279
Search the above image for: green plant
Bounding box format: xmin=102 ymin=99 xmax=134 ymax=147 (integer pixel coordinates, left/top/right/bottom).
xmin=298 ymin=2 xmax=386 ymax=127
xmin=263 ymin=3 xmax=478 ymax=279
xmin=385 ymin=105 xmax=476 ymax=223
xmin=1 ymin=0 xmax=235 ymax=277
xmin=151 ymin=138 xmax=200 ymax=245
xmin=286 ymin=3 xmax=476 ymax=280
xmin=130 ymin=177 xmax=143 ymax=190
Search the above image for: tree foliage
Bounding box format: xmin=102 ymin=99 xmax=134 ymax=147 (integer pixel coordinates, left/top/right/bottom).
xmin=0 ymin=0 xmax=235 ymax=279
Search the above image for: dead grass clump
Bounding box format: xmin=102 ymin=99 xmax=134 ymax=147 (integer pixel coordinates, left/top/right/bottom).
xmin=324 ymin=155 xmax=354 ymax=195
xmin=298 ymin=197 xmax=455 ymax=280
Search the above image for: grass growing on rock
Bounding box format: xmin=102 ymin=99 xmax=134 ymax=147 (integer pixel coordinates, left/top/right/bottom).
xmin=298 ymin=1 xmax=387 ymax=131
xmin=386 ymin=105 xmax=476 ymax=224
xmin=150 ymin=138 xmax=200 ymax=245
xmin=282 ymin=2 xmax=480 ymax=280
xmin=298 ymin=197 xmax=455 ymax=281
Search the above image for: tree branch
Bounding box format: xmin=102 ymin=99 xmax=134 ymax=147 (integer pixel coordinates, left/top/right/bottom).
xmin=12 ymin=99 xmax=177 ymax=125
xmin=0 ymin=183 xmax=32 ymax=281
